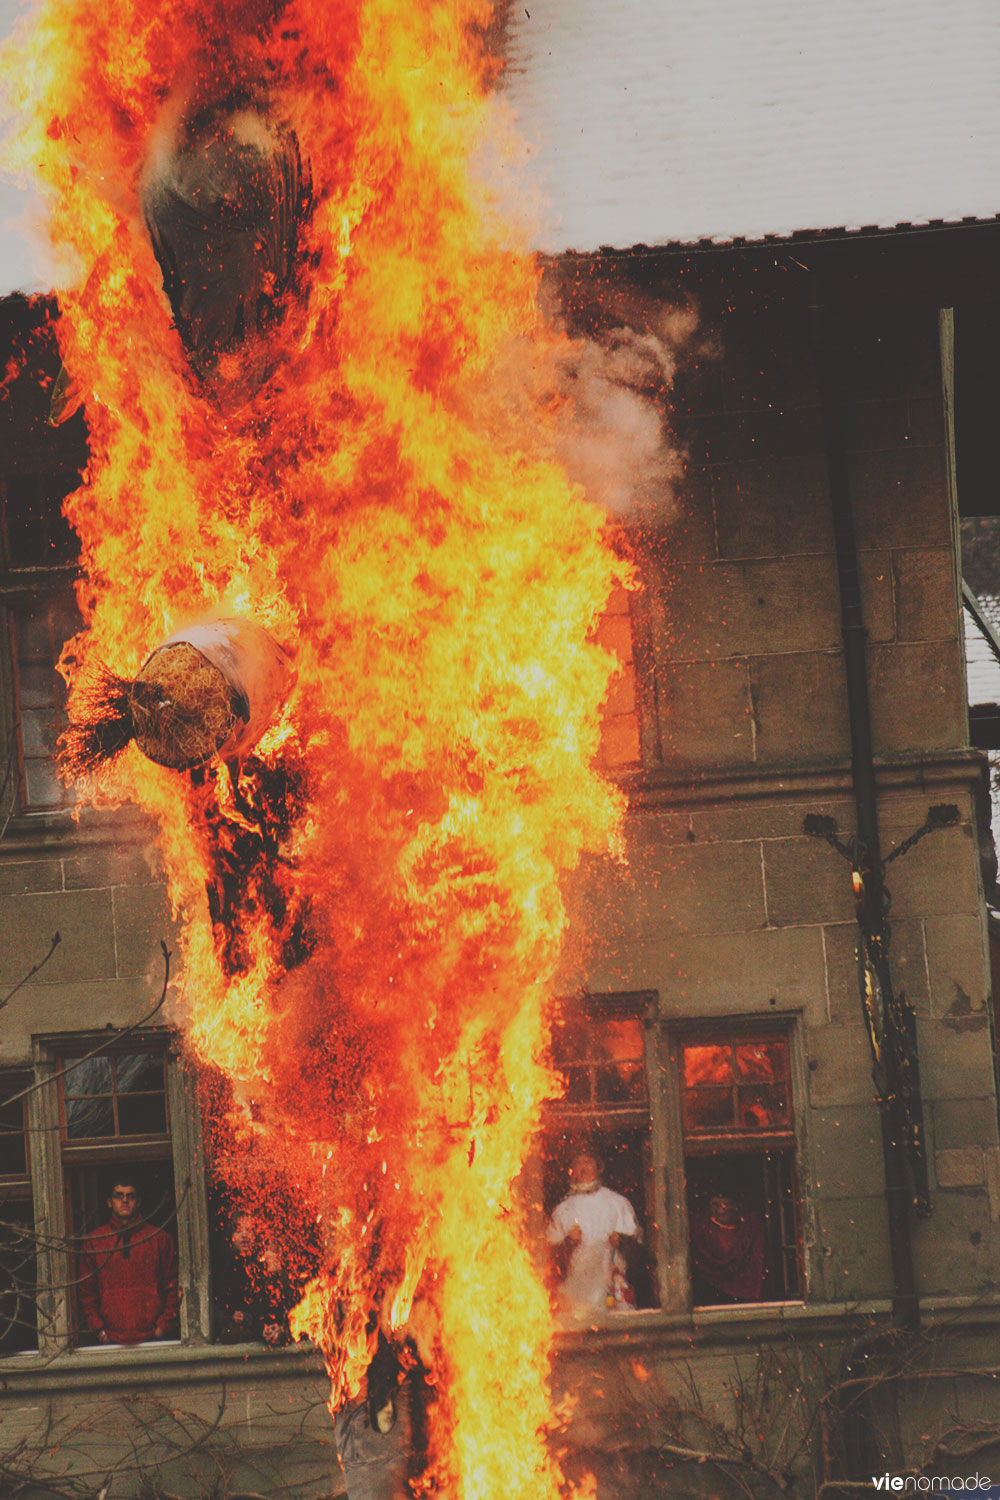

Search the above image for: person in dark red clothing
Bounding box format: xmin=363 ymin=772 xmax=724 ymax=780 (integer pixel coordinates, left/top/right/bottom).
xmin=78 ymin=1179 xmax=180 ymax=1345
xmin=689 ymin=1189 xmax=767 ymax=1306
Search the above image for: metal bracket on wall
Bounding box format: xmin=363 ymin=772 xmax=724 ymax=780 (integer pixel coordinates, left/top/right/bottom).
xmin=802 ymin=804 xmax=960 ymax=1221
xmin=803 ymin=803 xmax=960 ymax=919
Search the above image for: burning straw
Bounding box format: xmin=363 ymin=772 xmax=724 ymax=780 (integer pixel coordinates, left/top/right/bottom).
xmin=60 ymin=619 xmax=294 ymax=776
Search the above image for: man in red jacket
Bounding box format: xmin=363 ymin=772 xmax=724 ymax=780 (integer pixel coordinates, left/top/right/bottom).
xmin=78 ymin=1178 xmax=180 ymax=1345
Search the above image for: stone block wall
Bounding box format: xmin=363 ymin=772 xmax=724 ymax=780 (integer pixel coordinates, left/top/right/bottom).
xmin=638 ymin=295 xmax=964 ymax=774
xmin=0 ymin=821 xmax=177 ymax=1061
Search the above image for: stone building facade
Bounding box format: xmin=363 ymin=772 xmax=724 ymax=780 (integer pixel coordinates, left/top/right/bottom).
xmin=2 ymin=223 xmax=1000 ymax=1498
xmin=545 ymin=228 xmax=1000 ymax=1496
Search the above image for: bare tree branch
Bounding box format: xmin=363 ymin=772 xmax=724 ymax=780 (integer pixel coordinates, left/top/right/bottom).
xmin=0 ymin=931 xmax=61 ymax=1012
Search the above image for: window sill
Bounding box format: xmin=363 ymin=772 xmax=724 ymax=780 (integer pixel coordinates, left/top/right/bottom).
xmin=0 ymin=1339 xmax=325 ymax=1393
xmin=0 ymin=804 xmax=158 ymax=853
xmin=552 ymin=1294 xmax=1000 ymax=1354
xmin=553 ymin=1298 xmax=893 ymax=1352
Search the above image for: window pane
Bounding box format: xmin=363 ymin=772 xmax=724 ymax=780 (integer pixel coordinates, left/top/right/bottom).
xmin=17 ymin=658 xmax=57 ymax=708
xmin=64 ymin=1056 xmax=112 ymax=1097
xmin=15 ymin=608 xmax=55 ymax=660
xmin=683 ymin=1043 xmax=732 ymax=1087
xmin=23 ymin=756 xmax=66 ymax=810
xmin=734 ymin=1040 xmax=786 ymax=1082
xmin=595 ymin=1060 xmax=646 ymax=1104
xmin=20 ymin=708 xmax=58 ymax=758
xmin=0 ymin=1203 xmax=37 ymax=1354
xmin=0 ymin=1096 xmax=28 ymax=1178
xmin=65 ymin=1096 xmax=115 ymax=1139
xmin=682 ymin=1085 xmax=734 ymax=1132
xmin=12 ymin=595 xmax=81 ymax=812
xmin=738 ymin=1084 xmax=789 ymax=1130
xmin=118 ymin=1094 xmax=168 ymax=1136
xmin=550 ymin=1020 xmax=589 ymax=1066
xmin=599 ymin=1018 xmax=644 ymax=1062
xmin=3 ymin=473 xmax=81 ymax=569
xmin=561 ymin=1065 xmax=591 ymax=1105
xmin=116 ymin=1054 xmax=165 ymax=1094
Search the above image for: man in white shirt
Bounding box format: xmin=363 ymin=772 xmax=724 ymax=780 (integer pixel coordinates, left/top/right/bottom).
xmin=547 ymin=1150 xmax=640 ymax=1315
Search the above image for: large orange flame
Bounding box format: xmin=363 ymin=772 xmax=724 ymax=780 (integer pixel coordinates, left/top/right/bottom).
xmin=2 ymin=1 xmax=627 ymax=1494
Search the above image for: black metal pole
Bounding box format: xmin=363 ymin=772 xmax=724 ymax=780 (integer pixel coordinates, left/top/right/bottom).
xmin=807 ymin=270 xmax=920 ymax=1330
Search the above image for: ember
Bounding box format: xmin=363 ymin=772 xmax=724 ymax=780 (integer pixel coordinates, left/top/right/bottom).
xmin=2 ymin=1 xmax=629 ymax=1495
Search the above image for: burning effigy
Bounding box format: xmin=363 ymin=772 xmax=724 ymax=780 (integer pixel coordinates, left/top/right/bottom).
xmin=1 ymin=1 xmax=629 ymax=1496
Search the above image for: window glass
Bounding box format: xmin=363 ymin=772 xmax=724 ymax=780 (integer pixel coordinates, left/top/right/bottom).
xmin=0 ymin=1092 xmax=28 ymax=1179
xmin=3 ymin=473 xmax=81 ymax=569
xmin=551 ymin=1011 xmax=649 ymax=1110
xmin=61 ymin=1052 xmax=169 ymax=1143
xmin=681 ymin=1036 xmax=791 ymax=1137
xmin=0 ymin=1201 xmax=38 ymax=1356
xmin=683 ymin=1043 xmax=732 ymax=1087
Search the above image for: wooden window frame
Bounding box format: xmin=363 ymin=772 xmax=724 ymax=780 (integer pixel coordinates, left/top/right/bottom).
xmin=541 ymin=990 xmax=671 ymax=1319
xmin=18 ymin=1031 xmax=212 ymax=1358
xmin=664 ymin=1015 xmax=810 ymax=1311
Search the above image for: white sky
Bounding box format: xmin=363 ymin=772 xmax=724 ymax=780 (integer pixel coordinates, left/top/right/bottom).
xmin=2 ymin=0 xmax=1000 ymax=291
xmin=500 ymin=0 xmax=1000 ymax=250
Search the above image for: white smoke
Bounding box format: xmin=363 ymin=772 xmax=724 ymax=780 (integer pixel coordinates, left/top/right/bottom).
xmin=547 ymin=301 xmax=699 ymax=519
xmin=468 ymin=287 xmax=700 ymax=523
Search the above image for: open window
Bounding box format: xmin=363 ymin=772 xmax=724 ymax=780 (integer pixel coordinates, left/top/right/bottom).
xmin=541 ymin=994 xmax=660 ymax=1316
xmin=0 ymin=1075 xmax=37 ymax=1354
xmin=680 ymin=1030 xmax=803 ymax=1306
xmin=57 ymin=1042 xmax=180 ymax=1346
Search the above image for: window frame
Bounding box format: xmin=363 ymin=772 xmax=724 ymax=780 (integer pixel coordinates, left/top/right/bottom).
xmin=542 ymin=989 xmax=671 ymax=1319
xmin=663 ymin=1013 xmax=811 ymax=1313
xmin=59 ymin=1047 xmax=172 ymax=1154
xmin=22 ymin=1030 xmax=212 ymax=1357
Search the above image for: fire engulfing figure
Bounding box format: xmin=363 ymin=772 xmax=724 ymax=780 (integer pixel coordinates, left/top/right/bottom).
xmin=3 ymin=1 xmax=630 ymax=1495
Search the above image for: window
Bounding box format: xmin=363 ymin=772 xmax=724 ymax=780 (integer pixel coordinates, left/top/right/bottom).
xmin=680 ymin=1030 xmax=803 ymax=1305
xmin=57 ymin=1043 xmax=178 ymax=1346
xmin=8 ymin=594 xmax=82 ymax=810
xmin=0 ymin=1032 xmax=218 ymax=1361
xmin=61 ymin=1050 xmax=170 ymax=1141
xmin=542 ymin=994 xmax=661 ymax=1316
xmin=0 ymin=1076 xmax=37 ymax=1354
xmin=1 ymin=293 xmax=87 ymax=816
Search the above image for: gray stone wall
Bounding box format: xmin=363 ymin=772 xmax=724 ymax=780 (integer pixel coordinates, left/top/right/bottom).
xmin=0 ymin=821 xmax=176 ymax=1060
